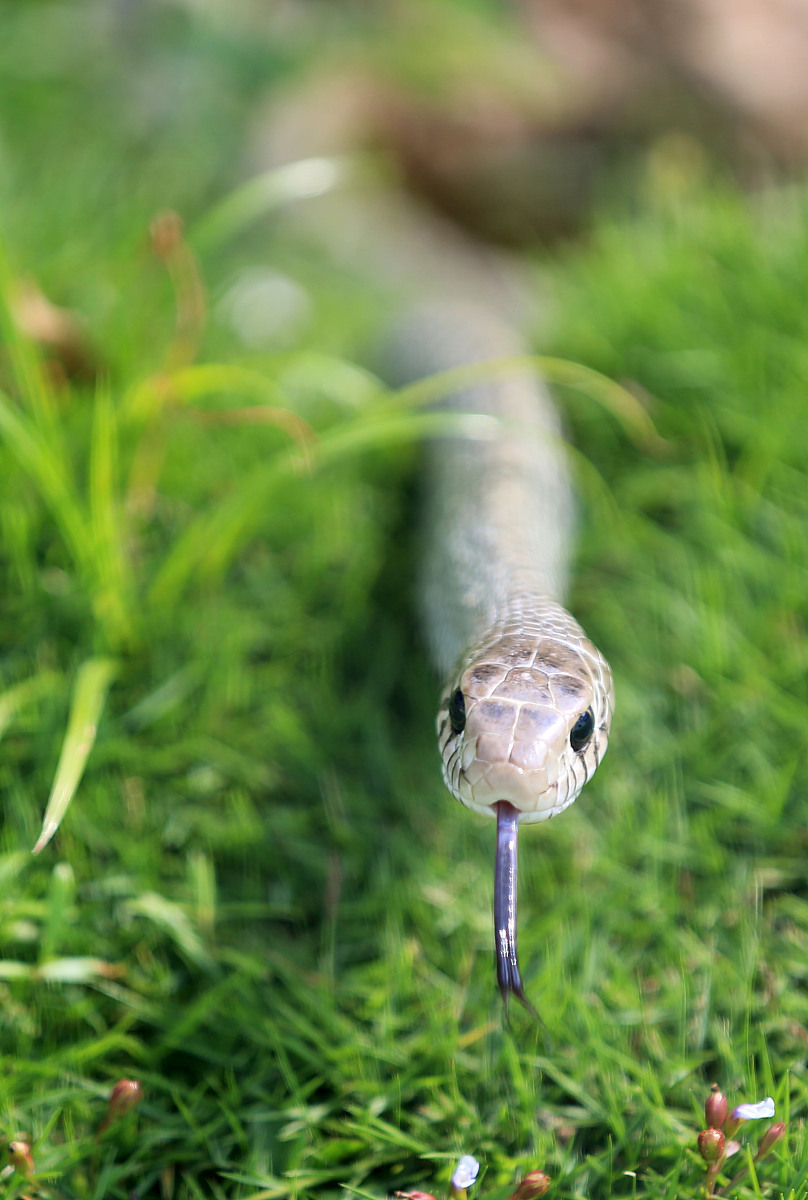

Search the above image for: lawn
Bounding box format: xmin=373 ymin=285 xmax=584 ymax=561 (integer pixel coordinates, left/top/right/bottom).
xmin=0 ymin=4 xmax=806 ymax=1199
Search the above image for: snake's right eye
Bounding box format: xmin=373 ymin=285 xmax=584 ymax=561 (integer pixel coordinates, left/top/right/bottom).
xmin=448 ymin=689 xmax=466 ymax=734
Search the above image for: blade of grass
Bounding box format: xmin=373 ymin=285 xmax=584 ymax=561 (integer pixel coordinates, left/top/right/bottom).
xmin=35 ymin=957 xmax=123 ymax=983
xmin=122 ymin=363 xmax=290 ymax=424
xmin=191 ymin=155 xmax=367 ymax=252
xmin=89 ymin=384 xmax=135 ymax=648
xmin=34 ymin=657 xmax=117 ymax=854
xmin=391 ymin=355 xmax=667 ymax=454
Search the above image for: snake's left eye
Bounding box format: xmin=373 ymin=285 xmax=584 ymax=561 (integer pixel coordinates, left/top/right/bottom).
xmin=449 ymin=689 xmax=466 ymax=734
xmin=570 ymin=708 xmax=594 ymax=752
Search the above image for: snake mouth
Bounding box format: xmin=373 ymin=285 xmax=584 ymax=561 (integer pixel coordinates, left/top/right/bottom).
xmin=455 ymin=767 xmax=572 ymax=824
xmin=494 ymin=800 xmax=539 ymax=1017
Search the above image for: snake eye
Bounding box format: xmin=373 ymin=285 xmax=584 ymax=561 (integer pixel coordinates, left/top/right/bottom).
xmin=570 ymin=708 xmax=595 ymax=753
xmin=448 ymin=689 xmax=466 ymax=734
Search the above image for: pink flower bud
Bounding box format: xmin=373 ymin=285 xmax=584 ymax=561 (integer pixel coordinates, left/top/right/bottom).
xmin=509 ymin=1169 xmax=551 ymax=1198
xmin=697 ymin=1128 xmax=725 ymax=1163
xmin=8 ymin=1141 xmax=34 ymax=1177
xmin=109 ymin=1079 xmax=143 ymax=1117
xmin=96 ymin=1079 xmax=144 ymax=1135
xmin=755 ymin=1122 xmax=786 ymax=1162
xmin=394 ymin=1193 xmax=437 ymax=1200
xmin=705 ymin=1084 xmax=728 ymax=1129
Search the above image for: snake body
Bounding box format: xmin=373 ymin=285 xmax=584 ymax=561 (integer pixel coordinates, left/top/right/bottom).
xmin=385 ymin=300 xmax=614 ymax=1009
xmin=251 ymin=127 xmax=613 ymax=1006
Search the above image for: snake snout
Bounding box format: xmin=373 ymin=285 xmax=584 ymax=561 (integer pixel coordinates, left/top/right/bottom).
xmin=450 ymin=687 xmax=583 ymax=821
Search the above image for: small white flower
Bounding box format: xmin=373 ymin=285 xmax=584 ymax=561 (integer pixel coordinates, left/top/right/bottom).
xmin=452 ymin=1156 xmax=480 ymax=1190
xmin=731 ymin=1097 xmax=775 ymax=1121
xmin=724 ymin=1140 xmax=741 ymax=1158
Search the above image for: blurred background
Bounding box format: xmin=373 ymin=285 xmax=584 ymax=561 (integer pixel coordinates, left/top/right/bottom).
xmin=2 ymin=2 xmax=808 ymax=1198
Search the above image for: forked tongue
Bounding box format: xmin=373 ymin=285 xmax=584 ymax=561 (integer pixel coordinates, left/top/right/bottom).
xmin=495 ymin=801 xmax=539 ymax=1019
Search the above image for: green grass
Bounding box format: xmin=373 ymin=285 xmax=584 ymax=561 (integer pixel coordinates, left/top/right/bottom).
xmin=0 ymin=4 xmax=807 ymax=1198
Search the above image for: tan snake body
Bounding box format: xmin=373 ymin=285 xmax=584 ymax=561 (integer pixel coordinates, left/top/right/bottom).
xmin=384 ymin=300 xmax=614 ymax=1009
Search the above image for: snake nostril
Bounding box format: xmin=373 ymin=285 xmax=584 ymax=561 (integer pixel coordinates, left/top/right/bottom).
xmin=449 ymin=689 xmax=466 ymax=733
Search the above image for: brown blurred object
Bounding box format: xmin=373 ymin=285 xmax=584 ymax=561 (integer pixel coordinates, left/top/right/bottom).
xmin=519 ymin=0 xmax=808 ymax=162
xmin=7 ymin=1140 xmax=34 ymax=1177
xmin=253 ymin=0 xmax=808 ymax=245
xmin=150 ymin=210 xmax=206 ymax=370
xmin=12 ymin=279 xmax=98 ymax=384
xmin=392 ymin=0 xmax=808 ymax=240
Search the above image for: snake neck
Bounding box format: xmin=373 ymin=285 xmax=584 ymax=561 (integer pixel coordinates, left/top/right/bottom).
xmin=384 ymin=302 xmax=577 ymax=678
xmin=442 ymin=590 xmax=588 ymax=683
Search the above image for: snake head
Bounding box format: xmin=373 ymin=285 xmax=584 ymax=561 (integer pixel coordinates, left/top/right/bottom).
xmin=436 ymin=616 xmax=613 ymax=1014
xmin=437 ymin=623 xmax=613 ymax=823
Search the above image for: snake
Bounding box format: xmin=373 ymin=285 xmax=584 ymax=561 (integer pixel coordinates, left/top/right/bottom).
xmin=281 ymin=171 xmax=615 ymax=1010
xmin=384 ymin=299 xmax=615 ymax=1012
